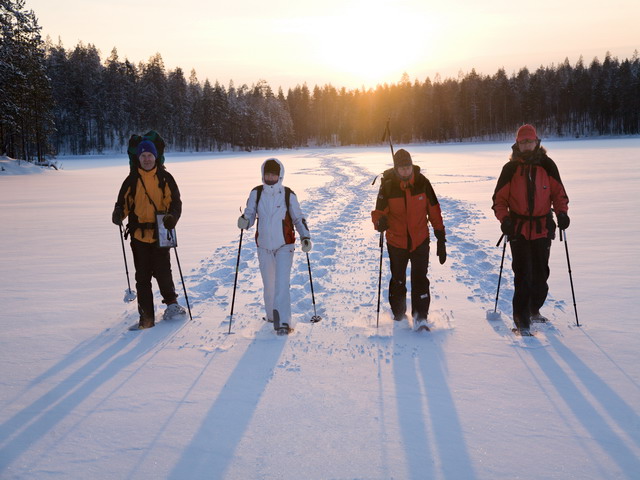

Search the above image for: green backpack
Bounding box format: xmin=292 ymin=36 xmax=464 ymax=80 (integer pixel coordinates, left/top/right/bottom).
xmin=127 ymin=130 xmax=166 ymax=171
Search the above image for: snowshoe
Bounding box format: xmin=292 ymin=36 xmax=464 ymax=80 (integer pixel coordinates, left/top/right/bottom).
xmin=512 ymin=327 xmax=534 ymax=337
xmin=276 ymin=324 xmax=292 ymax=336
xmin=530 ymin=312 xmax=548 ymax=323
xmin=163 ymin=303 xmax=186 ymax=321
xmin=414 ymin=319 xmax=430 ymax=332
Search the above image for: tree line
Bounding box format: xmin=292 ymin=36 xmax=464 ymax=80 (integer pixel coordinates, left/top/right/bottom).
xmin=2 ymin=0 xmax=639 ymax=161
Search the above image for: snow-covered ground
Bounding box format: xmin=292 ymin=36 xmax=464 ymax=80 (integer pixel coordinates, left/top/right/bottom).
xmin=1 ymin=139 xmax=639 ymax=479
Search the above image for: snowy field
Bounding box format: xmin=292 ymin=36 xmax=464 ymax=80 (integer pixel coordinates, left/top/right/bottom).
xmin=1 ymin=139 xmax=639 ymax=479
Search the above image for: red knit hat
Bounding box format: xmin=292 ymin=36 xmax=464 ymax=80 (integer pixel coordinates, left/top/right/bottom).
xmin=516 ymin=124 xmax=537 ymax=142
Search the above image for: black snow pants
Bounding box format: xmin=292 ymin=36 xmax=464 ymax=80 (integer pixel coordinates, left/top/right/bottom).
xmin=387 ymin=239 xmax=430 ymax=320
xmin=131 ymin=238 xmax=178 ymax=322
xmin=509 ymin=237 xmax=551 ymax=327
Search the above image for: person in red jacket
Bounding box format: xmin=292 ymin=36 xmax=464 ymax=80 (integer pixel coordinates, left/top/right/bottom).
xmin=371 ymin=149 xmax=447 ymax=329
xmin=492 ymin=124 xmax=570 ymax=334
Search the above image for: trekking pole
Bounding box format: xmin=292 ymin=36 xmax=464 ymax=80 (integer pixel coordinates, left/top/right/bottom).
xmin=374 ymin=119 xmax=394 ymax=328
xmin=382 ymin=118 xmax=395 ymax=157
xmin=494 ymin=233 xmax=507 ymax=313
xmin=228 ymin=212 xmax=244 ymax=334
xmin=376 ymin=231 xmax=384 ymax=328
xmin=118 ymin=224 xmax=136 ymax=302
xmin=306 ymin=252 xmax=322 ymax=323
xmin=172 ymin=246 xmax=193 ymax=321
xmin=559 ymin=229 xmax=580 ymax=327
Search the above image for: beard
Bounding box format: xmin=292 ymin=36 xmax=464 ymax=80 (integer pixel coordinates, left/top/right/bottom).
xmin=396 ymin=170 xmax=413 ymax=181
xmin=519 ymin=150 xmax=535 ymax=161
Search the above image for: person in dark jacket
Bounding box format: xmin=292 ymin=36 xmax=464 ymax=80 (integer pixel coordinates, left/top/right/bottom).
xmin=371 ymin=149 xmax=447 ymax=330
xmin=492 ymin=124 xmax=570 ymax=334
xmin=112 ymin=139 xmax=185 ymax=329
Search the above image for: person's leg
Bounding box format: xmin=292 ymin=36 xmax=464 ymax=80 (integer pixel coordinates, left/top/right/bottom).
xmin=258 ymin=247 xmax=277 ymax=323
xmin=409 ymin=240 xmax=430 ymax=320
xmin=387 ymin=243 xmax=410 ymax=320
xmin=152 ymin=246 xmax=178 ymax=306
xmin=273 ymin=244 xmax=295 ymax=329
xmin=131 ymin=239 xmax=155 ymax=326
xmin=509 ymin=238 xmax=532 ymax=329
xmin=529 ymin=238 xmax=551 ymax=316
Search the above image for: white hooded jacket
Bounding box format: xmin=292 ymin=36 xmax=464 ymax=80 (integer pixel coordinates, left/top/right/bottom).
xmin=243 ymin=158 xmax=310 ymax=251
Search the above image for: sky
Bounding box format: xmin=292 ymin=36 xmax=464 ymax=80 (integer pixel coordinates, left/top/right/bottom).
xmin=26 ymin=0 xmax=640 ymax=91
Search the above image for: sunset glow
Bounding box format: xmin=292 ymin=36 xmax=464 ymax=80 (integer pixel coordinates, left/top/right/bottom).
xmin=25 ymin=0 xmax=640 ymax=90
xmin=312 ymin=3 xmax=440 ymax=86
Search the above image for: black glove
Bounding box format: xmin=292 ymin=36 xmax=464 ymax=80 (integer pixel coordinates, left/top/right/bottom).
xmin=557 ymin=212 xmax=570 ymax=230
xmin=501 ymin=217 xmax=514 ymax=236
xmin=377 ymin=216 xmax=389 ymax=232
xmin=163 ymin=213 xmax=177 ymax=230
xmin=112 ymin=204 xmax=124 ymax=226
xmin=436 ymin=239 xmax=447 ymax=265
xmin=433 ymin=230 xmax=447 ymax=264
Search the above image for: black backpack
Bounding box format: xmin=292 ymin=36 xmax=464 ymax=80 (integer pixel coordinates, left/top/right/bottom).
xmin=127 ymin=130 xmax=166 ymax=172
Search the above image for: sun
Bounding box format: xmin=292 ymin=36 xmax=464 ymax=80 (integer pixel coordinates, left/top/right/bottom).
xmin=313 ymin=2 xmax=436 ymax=87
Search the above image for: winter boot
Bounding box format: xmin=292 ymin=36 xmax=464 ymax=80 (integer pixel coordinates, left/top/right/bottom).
xmin=512 ymin=312 xmax=532 ymax=335
xmin=129 ymin=315 xmax=155 ymax=330
xmin=530 ymin=311 xmax=548 ymax=323
xmin=276 ymin=323 xmax=291 ymax=336
xmin=273 ymin=309 xmax=291 ymax=335
xmin=512 ymin=327 xmax=533 ymax=336
xmin=513 ymin=312 xmax=530 ymax=330
xmin=163 ymin=302 xmax=186 ymax=321
xmin=393 ymin=311 xmax=408 ymax=322
xmin=414 ymin=317 xmax=430 ymax=332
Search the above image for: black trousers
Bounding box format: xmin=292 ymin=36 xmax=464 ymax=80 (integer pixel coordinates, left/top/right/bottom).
xmin=131 ymin=238 xmax=178 ymax=320
xmin=387 ymin=239 xmax=430 ymax=320
xmin=509 ymin=237 xmax=551 ymax=324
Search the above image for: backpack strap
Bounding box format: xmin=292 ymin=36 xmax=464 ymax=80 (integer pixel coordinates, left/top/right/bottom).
xmin=284 ymin=187 xmax=291 ymax=211
xmin=255 ymin=185 xmax=263 ymax=207
xmin=122 ymin=168 xmax=171 ymax=238
xmin=254 ymin=185 xmax=291 ymax=212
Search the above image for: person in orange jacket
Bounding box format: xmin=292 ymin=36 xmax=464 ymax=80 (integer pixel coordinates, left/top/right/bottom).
xmin=371 ymin=149 xmax=446 ymax=329
xmin=112 ymin=140 xmax=185 ymax=330
xmin=492 ymin=124 xmax=570 ymax=334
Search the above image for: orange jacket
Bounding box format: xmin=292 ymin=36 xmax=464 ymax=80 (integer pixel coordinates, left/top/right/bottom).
xmin=117 ymin=167 xmax=181 ymax=243
xmin=371 ymin=166 xmax=445 ymax=251
xmin=492 ymin=146 xmax=569 ymax=240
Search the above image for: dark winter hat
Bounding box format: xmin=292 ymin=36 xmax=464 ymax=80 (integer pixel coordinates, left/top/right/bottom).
xmin=136 ymin=140 xmax=158 ymax=159
xmin=393 ymin=149 xmax=413 ymax=169
xmin=516 ymin=124 xmax=538 ymax=142
xmin=264 ymin=158 xmax=281 ymax=176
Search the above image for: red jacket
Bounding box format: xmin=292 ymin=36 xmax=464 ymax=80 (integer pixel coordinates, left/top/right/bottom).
xmin=372 ymin=166 xmax=445 ymax=251
xmin=492 ymin=145 xmax=569 ymax=240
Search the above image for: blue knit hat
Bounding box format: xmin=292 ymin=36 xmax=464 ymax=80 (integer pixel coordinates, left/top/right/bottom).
xmin=136 ymin=140 xmax=158 ymax=159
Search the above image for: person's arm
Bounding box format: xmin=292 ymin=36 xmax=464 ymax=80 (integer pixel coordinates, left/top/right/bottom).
xmin=239 ymin=188 xmax=259 ymax=229
xmin=371 ymin=182 xmax=389 ymax=231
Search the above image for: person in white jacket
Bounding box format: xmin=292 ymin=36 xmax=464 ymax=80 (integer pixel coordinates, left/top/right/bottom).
xmin=237 ymin=158 xmax=311 ymax=334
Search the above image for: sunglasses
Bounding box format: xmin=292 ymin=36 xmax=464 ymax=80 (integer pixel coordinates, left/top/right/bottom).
xmin=518 ymin=139 xmax=537 ymax=144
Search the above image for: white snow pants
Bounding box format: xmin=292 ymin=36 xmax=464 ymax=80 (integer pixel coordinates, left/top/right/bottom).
xmin=258 ymin=243 xmax=295 ymax=327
